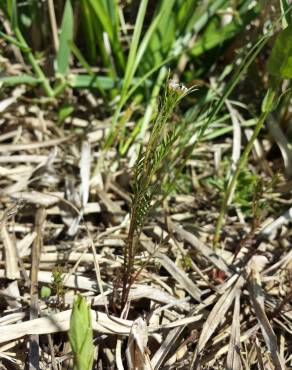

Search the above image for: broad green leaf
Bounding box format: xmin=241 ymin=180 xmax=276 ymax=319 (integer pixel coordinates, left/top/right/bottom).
xmin=56 ymin=0 xmax=73 ymax=76
xmin=268 ymin=24 xmax=292 ymax=79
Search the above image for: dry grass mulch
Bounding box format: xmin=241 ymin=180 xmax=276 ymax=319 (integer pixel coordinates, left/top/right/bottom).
xmin=0 ymin=86 xmax=291 ymax=369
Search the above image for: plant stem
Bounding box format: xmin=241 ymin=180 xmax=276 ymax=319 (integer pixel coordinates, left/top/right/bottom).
xmin=14 ymin=28 xmax=55 ymax=98
xmin=213 ymin=109 xmax=270 ymax=248
xmin=119 ymin=81 xmax=193 ymax=310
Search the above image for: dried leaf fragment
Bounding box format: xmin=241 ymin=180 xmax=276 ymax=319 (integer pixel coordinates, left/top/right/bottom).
xmin=126 ymin=317 xmax=152 ymax=370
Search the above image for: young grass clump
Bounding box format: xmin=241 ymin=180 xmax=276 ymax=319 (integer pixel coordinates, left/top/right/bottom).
xmin=121 ymin=79 xmax=194 ymax=308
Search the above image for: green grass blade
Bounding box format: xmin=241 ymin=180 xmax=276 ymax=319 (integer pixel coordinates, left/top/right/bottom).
xmin=138 ymin=66 xmax=168 ymax=139
xmin=267 ymin=23 xmax=292 ymax=79
xmin=11 ymin=0 xmax=18 ymax=29
xmin=104 ymin=0 xmax=120 ymax=39
xmin=0 ymin=30 xmax=30 ymax=51
xmin=104 ymin=0 xmax=149 ymax=147
xmin=133 ymin=2 xmax=166 ymax=74
xmin=120 ymin=0 xmax=149 ymax=98
xmin=56 ymin=0 xmax=74 ymax=76
xmin=185 ymin=0 xmax=228 ymax=33
xmin=0 ymin=0 xmax=13 ymax=18
xmin=68 ymin=74 xmax=151 ymax=90
xmin=176 ymin=0 xmax=198 ymax=31
xmin=88 ymin=0 xmax=124 ymax=69
xmin=139 ymin=0 xmax=176 ymax=71
xmin=68 ymin=74 xmax=115 ymax=90
xmin=0 ymin=74 xmax=39 ymax=86
xmin=87 ymin=0 xmax=114 ymax=41
xmin=79 ymin=0 xmax=117 ymax=77
xmin=13 ymin=27 xmax=55 ymax=97
xmin=279 ymin=0 xmax=291 ymax=27
xmin=80 ymin=0 xmax=97 ymax=64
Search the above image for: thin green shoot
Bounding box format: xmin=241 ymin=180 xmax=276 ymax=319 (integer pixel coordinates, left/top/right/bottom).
xmin=121 ymin=79 xmax=195 ymax=308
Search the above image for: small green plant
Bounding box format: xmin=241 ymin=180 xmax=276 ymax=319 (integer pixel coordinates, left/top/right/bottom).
xmin=69 ymin=295 xmax=94 ymax=370
xmin=121 ymin=79 xmax=194 ymax=308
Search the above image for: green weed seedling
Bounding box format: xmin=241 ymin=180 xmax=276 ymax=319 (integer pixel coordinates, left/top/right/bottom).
xmin=121 ymin=79 xmax=195 ymax=308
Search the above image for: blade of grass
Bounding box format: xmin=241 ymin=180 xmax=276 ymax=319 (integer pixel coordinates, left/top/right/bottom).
xmin=104 ymin=0 xmax=150 ymax=148
xmin=14 ymin=28 xmax=54 ymax=97
xmin=79 ymin=0 xmax=97 ymax=64
xmin=121 ymin=0 xmax=155 ymax=99
xmin=48 ymin=0 xmax=59 ymax=51
xmin=81 ymin=0 xmax=117 ymax=78
xmin=0 ymin=30 xmax=30 ymax=51
xmin=56 ymin=0 xmax=74 ymax=76
xmin=279 ymin=0 xmax=291 ymax=27
xmin=87 ymin=0 xmax=114 ymax=43
xmin=2 ymin=1 xmax=52 ymax=95
xmin=116 ymin=0 xmax=171 ymax=152
xmin=0 ymin=75 xmax=39 ymax=85
xmin=68 ymin=74 xmax=117 ymax=90
xmin=109 ymin=0 xmax=237 ymax=150
xmin=6 ymin=0 xmax=54 ymax=97
xmin=88 ymin=0 xmax=124 ymax=69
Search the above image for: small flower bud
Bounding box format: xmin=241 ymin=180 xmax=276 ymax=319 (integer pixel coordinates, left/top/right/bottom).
xmin=168 ymin=79 xmax=188 ymax=94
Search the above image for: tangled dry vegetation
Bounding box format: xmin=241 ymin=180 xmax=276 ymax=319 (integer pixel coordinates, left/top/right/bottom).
xmin=0 ymin=81 xmax=291 ymax=370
